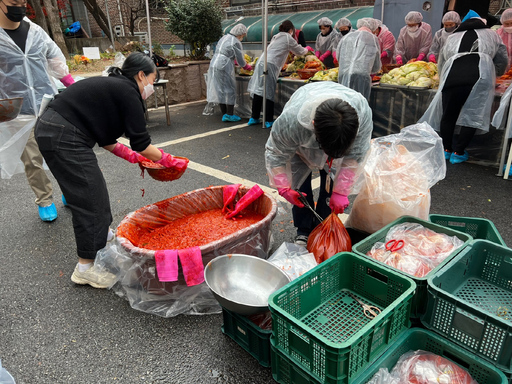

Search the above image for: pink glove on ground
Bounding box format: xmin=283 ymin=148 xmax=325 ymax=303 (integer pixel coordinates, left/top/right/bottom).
xmin=428 ymin=54 xmax=437 ymax=63
xmin=396 ymin=56 xmax=403 ymax=65
xmin=315 ymin=51 xmax=321 ymax=58
xmin=60 ymin=74 xmax=75 ymax=87
xmin=329 ymin=192 xmax=349 ymax=214
xmin=305 ymin=46 xmax=314 ymax=52
xmin=111 ymin=143 xmax=147 ymax=164
xmin=417 ymin=53 xmax=426 ymax=61
xmin=278 ymin=188 xmax=305 ymax=208
xmin=380 ymin=51 xmax=388 ymax=59
xmin=319 ymin=50 xmax=331 ymax=62
xmin=156 ymin=149 xmax=188 ymax=172
xmin=243 ymin=64 xmax=252 ymax=71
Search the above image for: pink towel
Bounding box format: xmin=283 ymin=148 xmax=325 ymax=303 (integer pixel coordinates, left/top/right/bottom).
xmin=154 ymin=249 xmax=179 ymax=282
xmin=178 ymin=247 xmax=204 ymax=286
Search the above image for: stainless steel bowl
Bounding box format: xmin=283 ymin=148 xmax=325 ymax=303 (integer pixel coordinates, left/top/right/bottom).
xmin=0 ymin=97 xmax=23 ymax=123
xmin=204 ymin=254 xmax=291 ymax=316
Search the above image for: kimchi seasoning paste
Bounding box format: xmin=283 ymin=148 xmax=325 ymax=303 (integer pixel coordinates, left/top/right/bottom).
xmin=136 ymin=208 xmax=264 ymax=250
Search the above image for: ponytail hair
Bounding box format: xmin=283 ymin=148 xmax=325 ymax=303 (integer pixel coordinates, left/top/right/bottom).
xmin=107 ymin=51 xmax=160 ymax=81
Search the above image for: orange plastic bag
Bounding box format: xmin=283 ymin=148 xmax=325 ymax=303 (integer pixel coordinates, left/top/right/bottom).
xmin=306 ymin=213 xmax=352 ymax=264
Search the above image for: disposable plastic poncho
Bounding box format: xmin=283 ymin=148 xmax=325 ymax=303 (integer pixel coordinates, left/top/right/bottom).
xmin=206 ymin=34 xmax=247 ymax=105
xmin=315 ymin=29 xmax=338 ymax=55
xmin=428 ymin=28 xmax=454 ymax=60
xmin=265 ymin=82 xmax=373 ymax=195
xmin=0 ymin=17 xmax=69 ymax=178
xmin=331 ymin=29 xmax=352 ymax=57
xmin=337 ymin=30 xmax=381 ymax=100
xmin=419 ymin=28 xmax=508 ymax=133
xmin=491 ymin=83 xmax=512 ymax=137
xmin=496 ymin=28 xmax=512 ymax=71
xmin=377 ymin=24 xmax=396 ymax=65
xmin=248 ymin=32 xmax=307 ymax=102
xmin=395 ymin=22 xmax=433 ymax=62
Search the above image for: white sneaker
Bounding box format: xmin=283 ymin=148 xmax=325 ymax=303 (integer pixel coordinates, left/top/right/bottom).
xmin=71 ymin=264 xmax=116 ymax=289
xmin=294 ymin=235 xmax=309 ymax=247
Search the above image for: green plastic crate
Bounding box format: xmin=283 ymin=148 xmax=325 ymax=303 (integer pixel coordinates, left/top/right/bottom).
xmin=268 ymin=252 xmax=416 ymax=384
xmin=271 ymin=341 xmax=320 ymax=384
xmin=221 ymin=307 xmax=272 ymax=367
xmin=429 ymin=214 xmax=507 ymax=246
xmin=352 ymin=215 xmax=472 ymax=319
xmin=423 ymin=240 xmax=512 ymax=373
xmin=351 ymin=328 xmax=508 ymax=384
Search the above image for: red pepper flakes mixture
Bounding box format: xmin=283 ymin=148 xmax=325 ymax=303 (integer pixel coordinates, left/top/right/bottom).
xmin=136 ymin=208 xmax=265 ymax=250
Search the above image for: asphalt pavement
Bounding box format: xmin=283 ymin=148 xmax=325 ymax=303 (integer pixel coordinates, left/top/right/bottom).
xmin=1 ymin=101 xmax=511 ymax=384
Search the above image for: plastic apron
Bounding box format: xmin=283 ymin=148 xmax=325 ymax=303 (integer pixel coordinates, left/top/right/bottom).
xmin=206 ymin=34 xmax=246 ymax=105
xmin=337 ymin=30 xmax=381 ymax=100
xmin=378 ymin=25 xmax=395 ymax=65
xmin=0 ymin=18 xmax=68 ymax=178
xmin=428 ymin=28 xmax=453 ymax=60
xmin=248 ymin=32 xmax=307 ymax=101
xmin=419 ymin=30 xmax=501 ymax=134
xmin=265 ymin=82 xmax=372 ymax=194
xmin=497 ymin=28 xmax=512 ymax=71
xmin=395 ymin=23 xmax=432 ymax=62
xmin=492 ymin=84 xmax=512 ymax=137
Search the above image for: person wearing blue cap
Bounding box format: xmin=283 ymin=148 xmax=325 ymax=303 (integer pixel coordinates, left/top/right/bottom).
xmin=419 ymin=10 xmax=508 ymax=164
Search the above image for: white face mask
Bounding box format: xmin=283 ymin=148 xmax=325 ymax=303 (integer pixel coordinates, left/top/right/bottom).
xmin=141 ymin=73 xmax=154 ymax=100
xmin=504 ymin=26 xmax=512 ymax=34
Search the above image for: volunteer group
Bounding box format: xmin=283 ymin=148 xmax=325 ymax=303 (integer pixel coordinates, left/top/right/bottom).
xmin=1 ymin=2 xmax=510 ymax=288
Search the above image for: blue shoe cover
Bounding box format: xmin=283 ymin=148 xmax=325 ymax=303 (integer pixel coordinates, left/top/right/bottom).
xmin=449 ymin=151 xmax=469 ymax=164
xmin=265 ymin=121 xmax=274 ymax=129
xmin=221 ymin=114 xmax=230 ymax=122
xmin=62 ymin=194 xmax=68 ymax=206
xmin=229 ymin=115 xmax=241 ymax=122
xmin=444 ymin=150 xmax=451 ymax=160
xmin=38 ymin=203 xmax=57 ymax=222
xmin=247 ymin=118 xmax=260 ymax=126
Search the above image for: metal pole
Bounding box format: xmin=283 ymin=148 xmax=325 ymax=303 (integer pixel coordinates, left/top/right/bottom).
xmin=104 ymin=0 xmax=116 ymax=52
xmin=381 ymin=0 xmax=384 ymax=22
xmin=144 ymin=0 xmax=153 ymax=59
xmin=497 ymin=96 xmax=512 ymax=176
xmin=261 ymin=0 xmax=268 ymax=129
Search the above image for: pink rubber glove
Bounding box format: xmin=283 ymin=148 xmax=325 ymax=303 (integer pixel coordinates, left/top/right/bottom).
xmin=222 ymin=184 xmax=241 ymax=213
xmin=305 ymin=46 xmax=314 ymax=52
xmin=396 ymin=56 xmax=403 ymax=65
xmin=225 ymin=185 xmax=264 ymax=219
xmin=234 ymin=59 xmax=238 ymax=66
xmin=315 ymin=51 xmax=321 ymax=58
xmin=155 ymin=149 xmax=188 ymax=172
xmin=428 ymin=54 xmax=437 ymax=63
xmin=60 ymin=74 xmax=75 ymax=87
xmin=278 ymin=188 xmax=305 ymax=208
xmin=417 ymin=53 xmax=426 ymax=61
xmin=319 ymin=50 xmax=331 ymax=62
xmin=111 ymin=143 xmax=147 ymax=164
xmin=243 ymin=64 xmax=252 ymax=71
xmin=329 ymin=192 xmax=349 ymax=214
xmin=333 ymin=58 xmax=339 ymax=66
xmin=380 ymin=51 xmax=388 ymax=59
xmin=332 ymin=51 xmax=336 ymax=60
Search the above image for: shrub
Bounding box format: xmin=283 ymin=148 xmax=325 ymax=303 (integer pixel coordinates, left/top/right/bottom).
xmin=165 ymin=0 xmax=223 ymax=60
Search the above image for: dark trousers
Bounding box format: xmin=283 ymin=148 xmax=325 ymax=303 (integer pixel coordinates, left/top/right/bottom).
xmin=440 ymin=85 xmax=477 ymax=154
xmin=251 ymin=94 xmax=274 ymax=122
xmin=35 ymin=108 xmax=112 ymax=260
xmin=292 ymin=169 xmax=332 ymax=237
xmin=219 ymin=104 xmax=234 ymax=115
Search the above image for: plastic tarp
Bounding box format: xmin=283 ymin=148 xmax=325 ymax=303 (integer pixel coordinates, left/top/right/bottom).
xmin=221 ymin=6 xmax=374 ymax=43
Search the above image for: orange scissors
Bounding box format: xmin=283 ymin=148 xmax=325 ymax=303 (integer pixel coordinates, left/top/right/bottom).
xmin=349 ymin=292 xmax=381 ymax=319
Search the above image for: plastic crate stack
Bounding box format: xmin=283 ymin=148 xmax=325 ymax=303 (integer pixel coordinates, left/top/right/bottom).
xmin=267 ymin=252 xmax=416 ymax=384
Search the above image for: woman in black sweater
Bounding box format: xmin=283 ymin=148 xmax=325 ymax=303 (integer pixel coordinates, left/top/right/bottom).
xmin=34 ymin=52 xmax=187 ymax=288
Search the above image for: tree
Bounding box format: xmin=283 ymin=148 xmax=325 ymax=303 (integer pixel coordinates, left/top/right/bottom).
xmin=165 ymin=0 xmax=223 ymax=60
xmin=41 ymin=0 xmax=69 ymax=57
xmin=81 ymin=0 xmax=115 ymax=44
xmin=27 ymin=0 xmax=49 ymax=35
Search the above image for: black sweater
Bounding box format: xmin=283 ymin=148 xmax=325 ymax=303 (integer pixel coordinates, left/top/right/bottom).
xmin=49 ymin=75 xmax=151 ymax=152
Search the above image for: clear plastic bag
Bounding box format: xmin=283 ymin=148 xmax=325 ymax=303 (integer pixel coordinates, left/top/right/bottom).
xmin=367 ymin=350 xmax=478 ymax=384
xmin=0 ymin=115 xmax=35 ymax=179
xmin=366 ymin=222 xmax=464 ymax=277
xmin=102 ymin=52 xmax=126 ymax=76
xmin=346 ymin=122 xmax=446 ymax=234
xmin=267 ymin=242 xmax=317 ymax=280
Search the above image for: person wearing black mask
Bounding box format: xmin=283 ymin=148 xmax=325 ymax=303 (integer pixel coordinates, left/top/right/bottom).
xmin=428 ymin=11 xmax=461 ymax=63
xmin=0 ymin=0 xmax=75 ymax=222
xmin=332 ymin=17 xmax=352 ymax=65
